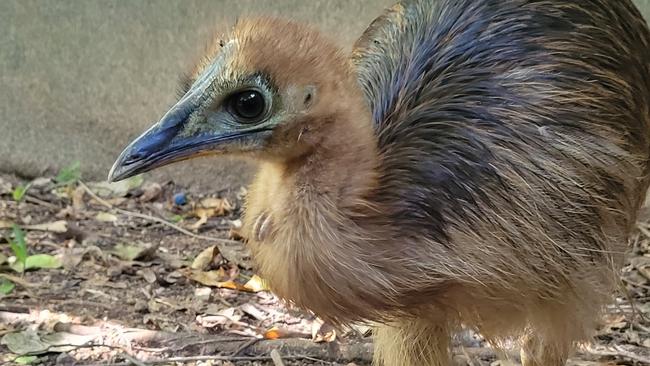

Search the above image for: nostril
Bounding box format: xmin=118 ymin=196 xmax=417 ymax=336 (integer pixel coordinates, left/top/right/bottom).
xmin=124 ymin=150 xmax=147 ymax=165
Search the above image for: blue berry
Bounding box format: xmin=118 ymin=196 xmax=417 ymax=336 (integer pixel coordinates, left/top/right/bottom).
xmin=173 ymin=192 xmax=187 ymax=206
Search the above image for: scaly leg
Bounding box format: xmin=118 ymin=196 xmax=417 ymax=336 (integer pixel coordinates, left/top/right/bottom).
xmin=373 ymin=318 xmax=452 ymax=366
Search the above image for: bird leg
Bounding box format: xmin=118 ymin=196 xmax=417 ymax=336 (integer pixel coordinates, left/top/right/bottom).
xmin=373 ymin=318 xmax=452 ymax=366
xmin=519 ymin=333 xmax=570 ymax=366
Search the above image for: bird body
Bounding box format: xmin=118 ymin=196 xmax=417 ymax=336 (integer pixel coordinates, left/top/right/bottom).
xmin=109 ymin=1 xmax=650 ymax=365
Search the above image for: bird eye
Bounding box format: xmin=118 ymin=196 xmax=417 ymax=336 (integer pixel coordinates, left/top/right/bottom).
xmin=229 ymin=90 xmax=266 ymax=121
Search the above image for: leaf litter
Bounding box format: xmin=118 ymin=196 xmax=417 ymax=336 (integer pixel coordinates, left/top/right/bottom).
xmin=0 ymin=171 xmax=648 ymax=365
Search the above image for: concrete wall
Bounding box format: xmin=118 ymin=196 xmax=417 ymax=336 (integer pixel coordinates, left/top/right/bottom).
xmin=0 ymin=0 xmax=393 ymax=190
xmin=2 ymin=0 xmax=650 ymax=190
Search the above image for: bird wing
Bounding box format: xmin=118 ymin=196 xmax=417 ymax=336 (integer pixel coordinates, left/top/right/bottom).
xmin=351 ymin=1 xmax=412 ymax=129
xmin=351 ymin=0 xmax=501 ymax=240
xmin=350 ymin=0 xmax=650 ymax=246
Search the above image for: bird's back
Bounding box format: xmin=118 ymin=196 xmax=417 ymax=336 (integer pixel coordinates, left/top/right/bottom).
xmin=352 ymin=0 xmax=650 ymax=271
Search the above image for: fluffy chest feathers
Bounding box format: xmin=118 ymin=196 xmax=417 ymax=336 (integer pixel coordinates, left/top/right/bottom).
xmin=242 ymin=161 xmax=409 ymax=323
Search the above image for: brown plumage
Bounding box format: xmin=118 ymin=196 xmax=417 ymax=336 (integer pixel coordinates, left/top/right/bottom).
xmin=109 ymin=1 xmax=650 ymax=365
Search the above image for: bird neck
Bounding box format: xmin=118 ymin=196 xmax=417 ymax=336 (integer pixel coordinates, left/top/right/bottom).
xmin=243 ymin=82 xmax=399 ymax=324
xmin=244 ymin=110 xmax=391 ymax=322
xmin=285 ymin=114 xmax=380 ymax=204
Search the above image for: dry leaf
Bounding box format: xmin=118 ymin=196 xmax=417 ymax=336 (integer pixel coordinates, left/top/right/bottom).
xmin=190 ymin=208 xmax=210 ymax=230
xmin=270 ymin=349 xmax=285 ymax=366
xmin=180 ymin=268 xmax=257 ymax=292
xmin=163 ymin=271 xmax=184 ymax=284
xmin=72 ymin=185 xmax=86 ymax=211
xmin=187 ymin=274 xmax=269 ymax=293
xmin=347 ymin=323 xmax=373 ymax=337
xmin=103 ymin=197 xmax=127 ymax=206
xmin=194 ymin=287 xmax=212 ymax=302
xmin=181 ymin=268 xmax=229 ymax=287
xmin=137 ymin=268 xmax=157 ymax=284
xmin=240 ymin=303 xmax=267 ymax=321
xmin=312 ymin=320 xmax=337 ymax=343
xmin=111 ymin=242 xmax=158 ymax=262
xmin=61 ymin=248 xmax=84 ymax=270
xmin=55 ymin=206 xmax=75 ymax=219
xmin=147 ymin=298 xmax=163 ymax=313
xmin=244 ymin=275 xmax=271 ymax=292
xmin=95 ymin=212 xmax=118 ymax=222
xmin=214 ymin=280 xmax=250 ymax=292
xmin=196 ymin=307 xmax=243 ymax=328
xmin=229 ymin=228 xmax=245 ymax=241
xmin=23 ymin=221 xmax=68 ymax=233
xmin=191 ymin=245 xmax=221 ymax=270
xmin=30 ymin=177 xmax=51 ymax=187
xmin=139 ymin=182 xmax=162 ymax=202
xmin=200 ymin=197 xmax=232 ymax=212
xmin=189 ymin=198 xmax=233 ymax=230
xmin=87 ymin=176 xmax=143 ymax=198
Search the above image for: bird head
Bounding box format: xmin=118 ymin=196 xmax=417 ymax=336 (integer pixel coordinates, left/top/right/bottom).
xmin=108 ymin=18 xmax=364 ymax=182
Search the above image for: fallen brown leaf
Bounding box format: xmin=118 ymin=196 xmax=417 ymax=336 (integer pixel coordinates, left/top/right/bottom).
xmin=196 ymin=307 xmax=243 ymax=328
xmin=181 ymin=268 xmax=230 ymax=287
xmin=312 ymin=319 xmax=337 ymax=343
xmin=215 ymin=280 xmax=251 ymax=292
xmin=190 ymin=208 xmax=211 ymax=230
xmin=95 ymin=212 xmax=118 ymax=223
xmin=22 ymin=221 xmax=68 ymax=233
xmin=139 ymin=182 xmax=162 ymax=202
xmin=240 ymin=303 xmax=268 ymax=321
xmin=137 ymin=268 xmax=157 ymax=284
xmin=191 ymin=245 xmax=222 ymax=270
xmin=188 ymin=197 xmax=233 ymax=230
xmin=244 ymin=275 xmax=271 ymax=292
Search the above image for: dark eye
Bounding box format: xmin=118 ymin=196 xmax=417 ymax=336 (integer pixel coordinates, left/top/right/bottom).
xmin=229 ymin=90 xmax=266 ymax=121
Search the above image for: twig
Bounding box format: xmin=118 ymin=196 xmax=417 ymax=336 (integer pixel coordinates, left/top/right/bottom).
xmin=0 ymin=304 xmax=31 ymax=313
xmin=270 ymin=349 xmax=286 ymax=366
xmin=77 ymin=354 xmax=307 ymax=366
xmin=54 ymin=299 xmax=117 ymax=311
xmin=170 ymin=336 xmax=255 ymax=352
xmin=461 ymin=345 xmax=478 ymax=366
xmin=0 ymin=273 xmax=36 ymax=288
xmin=231 ymin=337 xmax=261 ymax=356
xmin=78 ymin=181 xmax=239 ymax=245
xmin=585 ymin=345 xmax=650 ymax=364
xmin=24 ymin=195 xmax=60 ymax=210
xmin=300 ymin=356 xmax=333 ymax=364
xmin=119 ymin=353 xmax=147 ymax=366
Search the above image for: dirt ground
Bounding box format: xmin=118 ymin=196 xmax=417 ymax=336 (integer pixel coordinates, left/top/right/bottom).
xmin=0 ymin=172 xmax=649 ymax=366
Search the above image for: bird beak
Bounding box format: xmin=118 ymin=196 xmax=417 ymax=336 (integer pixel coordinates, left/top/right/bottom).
xmin=108 ymin=40 xmax=272 ymax=183
xmin=107 ymin=94 xmax=197 ymax=183
xmin=108 ymin=69 xmax=258 ymax=183
xmin=108 ymin=88 xmax=265 ymax=183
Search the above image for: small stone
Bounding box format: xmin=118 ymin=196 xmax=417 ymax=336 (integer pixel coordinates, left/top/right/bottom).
xmin=134 ymin=299 xmax=149 ymax=313
xmin=107 ymin=265 xmax=123 ymax=278
xmin=56 ymin=352 xmax=78 ymax=365
xmin=139 ymin=182 xmax=162 ymax=202
xmin=194 ymin=287 xmax=212 ymax=302
xmin=137 ymin=268 xmax=157 ymax=284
